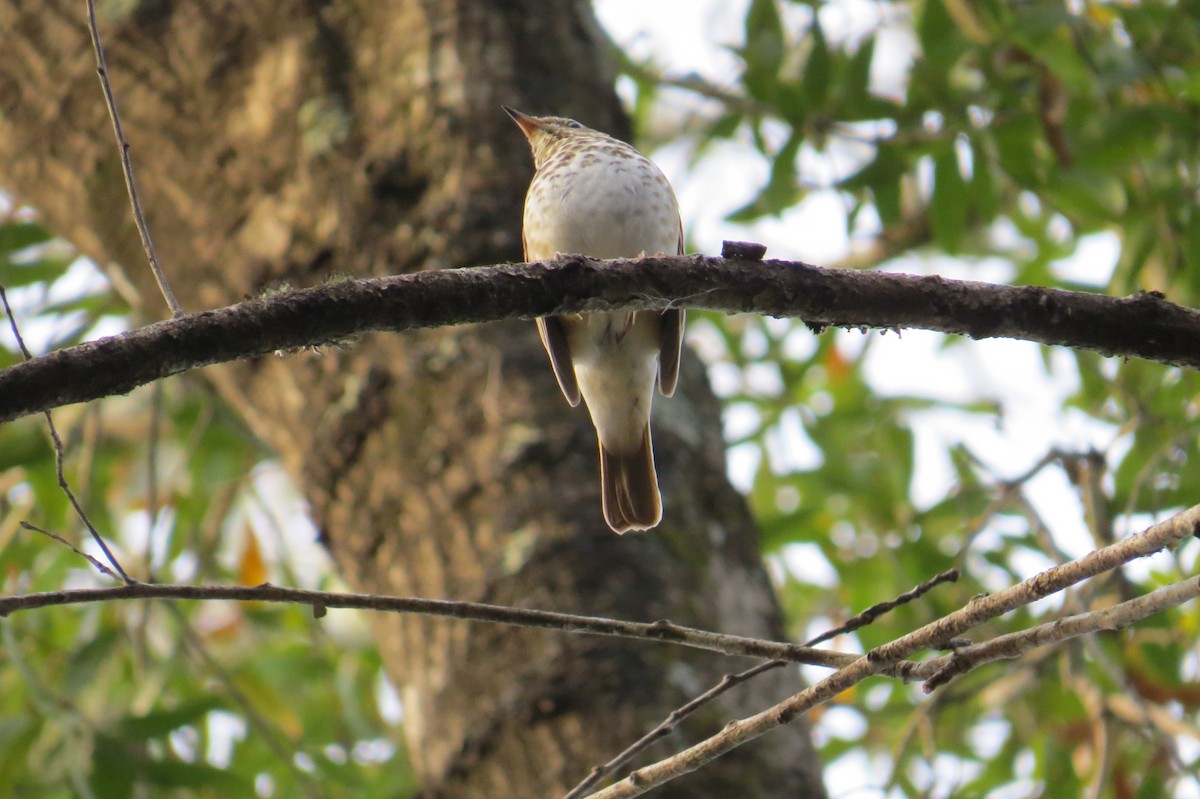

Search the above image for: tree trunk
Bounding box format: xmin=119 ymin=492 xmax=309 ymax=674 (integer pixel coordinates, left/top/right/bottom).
xmin=0 ymin=1 xmax=826 ymax=796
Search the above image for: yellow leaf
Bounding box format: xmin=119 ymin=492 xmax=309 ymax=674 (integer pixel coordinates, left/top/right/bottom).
xmin=238 ymin=527 xmax=268 ymax=587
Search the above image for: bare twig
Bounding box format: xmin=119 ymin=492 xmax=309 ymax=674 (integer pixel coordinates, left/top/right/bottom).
xmin=584 ymin=654 xmax=881 ymax=797
xmin=1 ymin=287 xmax=132 ymax=582
xmin=923 ymin=575 xmax=1200 ymax=690
xmin=143 ymin=379 xmax=166 ymax=581
xmin=1081 ymin=635 xmax=1185 ymax=766
xmin=0 ymin=581 xmax=855 ymax=667
xmin=566 ymin=566 xmax=961 ymax=798
xmin=1 ymin=505 xmax=1194 ymax=799
xmin=1073 ymin=660 xmax=1113 ymax=799
xmin=20 ymin=521 xmax=119 ymax=580
xmin=961 ymin=446 xmax=1083 ymax=569
xmin=563 ymin=659 xmax=786 ymax=799
xmin=882 ymin=503 xmax=1199 ymax=682
xmin=84 ymin=0 xmax=184 ymax=317
xmin=580 ymin=504 xmax=1200 ymax=799
xmin=805 ymin=568 xmax=960 ymax=647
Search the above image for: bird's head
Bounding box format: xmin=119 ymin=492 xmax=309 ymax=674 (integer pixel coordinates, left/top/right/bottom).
xmin=503 ymin=106 xmax=613 ymax=169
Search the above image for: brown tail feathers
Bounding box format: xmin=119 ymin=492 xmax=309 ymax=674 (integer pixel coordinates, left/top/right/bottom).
xmin=599 ymin=425 xmax=662 ymax=534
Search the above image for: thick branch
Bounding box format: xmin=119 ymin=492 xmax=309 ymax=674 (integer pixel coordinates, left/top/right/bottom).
xmin=2 ymin=254 xmax=1199 ymax=423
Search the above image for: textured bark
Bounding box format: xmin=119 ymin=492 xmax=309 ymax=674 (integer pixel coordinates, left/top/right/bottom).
xmin=4 ymin=256 xmax=1200 ymax=424
xmin=0 ymin=1 xmax=826 ymax=797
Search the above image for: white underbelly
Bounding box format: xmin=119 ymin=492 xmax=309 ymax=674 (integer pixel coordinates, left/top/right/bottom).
xmin=525 ymin=157 xmax=680 ymax=259
xmin=569 ymin=312 xmax=660 ymax=452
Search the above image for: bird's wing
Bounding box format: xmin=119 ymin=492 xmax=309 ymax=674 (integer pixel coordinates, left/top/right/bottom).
xmin=537 ymin=317 xmax=581 ymax=406
xmin=526 ymin=226 xmax=582 ymax=406
xmin=657 ymin=221 xmax=685 ymax=397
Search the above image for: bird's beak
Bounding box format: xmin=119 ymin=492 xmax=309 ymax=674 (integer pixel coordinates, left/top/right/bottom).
xmin=503 ymin=105 xmax=541 ymax=139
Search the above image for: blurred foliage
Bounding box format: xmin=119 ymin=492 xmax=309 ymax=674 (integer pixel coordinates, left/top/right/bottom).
xmin=4 ymin=0 xmax=1200 ymax=797
xmin=1 ymin=222 xmax=408 ymax=797
xmin=620 ymin=0 xmax=1200 ymax=796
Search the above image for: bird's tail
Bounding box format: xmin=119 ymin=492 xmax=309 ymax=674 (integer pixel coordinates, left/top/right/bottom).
xmin=599 ymin=424 xmax=662 ymax=534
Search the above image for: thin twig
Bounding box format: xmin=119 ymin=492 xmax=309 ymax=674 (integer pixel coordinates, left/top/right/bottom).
xmin=43 ymin=416 xmax=133 ymax=581
xmin=562 ymin=659 xmax=786 ymax=799
xmin=922 ymin=574 xmax=1200 ymax=690
xmin=566 ymin=567 xmax=961 ymax=798
xmin=962 ymin=446 xmax=1080 ymax=567
xmin=84 ymin=0 xmax=184 ymax=317
xmin=20 ymin=521 xmax=119 ymax=580
xmin=580 ymin=504 xmax=1200 ymax=799
xmin=804 ymin=568 xmax=959 ymax=647
xmin=1081 ymin=635 xmax=1184 ymax=766
xmin=1 ymin=287 xmax=132 ymax=582
xmin=144 ymin=379 xmax=165 ymax=580
xmin=873 ymin=503 xmax=1199 ymax=671
xmin=1 ymin=509 xmax=1194 ymax=799
xmin=584 ymin=653 xmax=881 ymax=798
xmin=1078 ymin=672 xmax=1113 ymax=799
xmin=0 ymin=581 xmax=855 ymax=667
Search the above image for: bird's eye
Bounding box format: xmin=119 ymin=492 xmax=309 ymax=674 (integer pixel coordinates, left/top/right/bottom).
xmin=565 ymin=120 xmax=582 ymax=129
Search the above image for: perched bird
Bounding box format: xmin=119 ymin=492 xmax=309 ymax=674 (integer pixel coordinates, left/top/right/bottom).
xmin=504 ymin=106 xmax=685 ymax=534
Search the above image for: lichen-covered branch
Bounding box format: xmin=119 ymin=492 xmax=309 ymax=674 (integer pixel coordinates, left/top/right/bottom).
xmin=3 ymin=252 xmax=1199 ymax=423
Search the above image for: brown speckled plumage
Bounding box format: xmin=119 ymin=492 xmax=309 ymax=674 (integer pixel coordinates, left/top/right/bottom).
xmin=504 ymin=107 xmax=685 ymax=534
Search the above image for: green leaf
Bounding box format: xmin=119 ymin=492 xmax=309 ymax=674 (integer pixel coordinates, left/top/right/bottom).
xmin=1185 ymin=208 xmax=1200 ymax=297
xmin=1111 ymin=216 xmax=1159 ymax=290
xmin=969 ymin=135 xmax=998 ymax=223
xmin=742 ymin=0 xmax=786 ymax=103
xmin=931 ymin=146 xmax=967 ymax=252
xmin=727 ymin=128 xmax=803 ymax=221
xmin=1135 ymin=770 xmax=1168 ymax=799
xmin=916 ymin=0 xmax=961 ymax=74
xmin=0 ymin=715 xmax=36 ymax=779
xmin=1043 ymin=166 xmax=1128 ymax=223
xmin=0 ymin=221 xmax=53 ymax=255
xmin=841 ymin=37 xmax=876 ymax=112
xmin=839 ymin=143 xmax=907 ymax=227
xmin=1073 ymin=106 xmax=1171 ymax=170
xmin=0 ymin=419 xmax=51 ymax=471
xmin=0 ymin=256 xmax=77 ymax=287
xmin=802 ymin=20 xmax=831 ymax=111
xmin=116 ymin=698 xmax=225 ymax=740
xmin=138 ymin=758 xmax=253 ymax=791
xmin=992 ymin=113 xmax=1044 ymax=184
xmin=1009 ymin=6 xmax=1091 ymax=91
xmin=90 ymin=735 xmax=136 ymax=799
xmin=708 ymin=111 xmax=743 ymax=141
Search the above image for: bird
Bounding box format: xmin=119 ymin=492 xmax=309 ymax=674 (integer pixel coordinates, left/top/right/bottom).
xmin=504 ymin=106 xmax=685 ymax=534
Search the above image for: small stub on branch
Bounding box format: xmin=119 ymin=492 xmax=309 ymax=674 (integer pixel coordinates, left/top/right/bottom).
xmin=721 ymin=240 xmax=768 ymax=260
